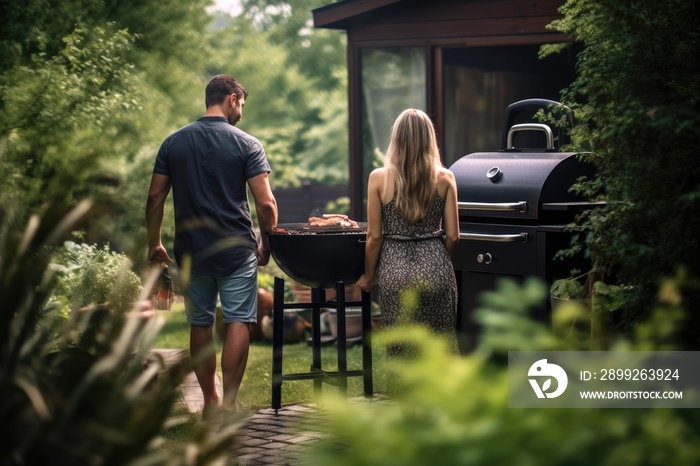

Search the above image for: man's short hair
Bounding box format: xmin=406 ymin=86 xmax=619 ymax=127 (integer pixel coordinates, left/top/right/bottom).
xmin=205 ymin=74 xmax=248 ymax=108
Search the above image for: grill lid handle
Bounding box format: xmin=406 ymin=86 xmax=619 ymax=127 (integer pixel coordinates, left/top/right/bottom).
xmin=460 ymin=232 xmax=529 ymax=243
xmin=458 ymin=201 xmax=527 ymax=213
xmin=506 ymin=123 xmax=554 ymax=150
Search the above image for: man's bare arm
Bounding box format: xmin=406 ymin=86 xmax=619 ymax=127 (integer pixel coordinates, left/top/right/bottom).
xmin=247 ymin=172 xmax=278 ymax=266
xmin=145 ymin=173 xmax=173 ymax=265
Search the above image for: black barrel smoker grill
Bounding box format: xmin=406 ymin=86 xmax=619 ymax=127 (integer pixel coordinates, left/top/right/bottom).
xmin=449 ymin=99 xmax=599 ymax=352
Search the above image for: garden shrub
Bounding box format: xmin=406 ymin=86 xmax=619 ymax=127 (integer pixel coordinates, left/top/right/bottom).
xmin=540 ymin=0 xmax=700 ymax=341
xmin=48 ymin=240 xmax=142 ymax=313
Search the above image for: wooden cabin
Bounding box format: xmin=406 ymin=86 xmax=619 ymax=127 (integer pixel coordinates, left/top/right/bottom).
xmin=312 ymin=0 xmax=576 ymax=220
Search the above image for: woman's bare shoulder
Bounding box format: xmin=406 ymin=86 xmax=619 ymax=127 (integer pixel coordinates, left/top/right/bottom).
xmin=374 ymin=166 xmax=398 ymax=184
xmin=437 ymin=167 xmax=456 ymax=184
xmin=369 ymin=167 xmax=389 ymax=178
xmin=436 ymin=167 xmax=456 ymax=199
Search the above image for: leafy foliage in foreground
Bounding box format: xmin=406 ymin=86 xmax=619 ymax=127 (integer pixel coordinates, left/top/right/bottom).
xmin=0 ymin=198 xmax=237 ymax=465
xmin=303 ymin=279 xmax=700 ymax=466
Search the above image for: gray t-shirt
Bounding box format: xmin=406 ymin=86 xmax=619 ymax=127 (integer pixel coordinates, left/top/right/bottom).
xmin=153 ymin=116 xmax=271 ymax=276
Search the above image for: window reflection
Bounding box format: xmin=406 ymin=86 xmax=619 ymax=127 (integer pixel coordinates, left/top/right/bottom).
xmin=360 ymin=47 xmax=426 ymax=209
xmin=443 ymin=45 xmax=576 ymax=166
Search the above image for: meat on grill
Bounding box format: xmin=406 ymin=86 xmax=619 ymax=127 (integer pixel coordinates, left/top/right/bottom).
xmin=308 ymin=214 xmax=360 ymax=229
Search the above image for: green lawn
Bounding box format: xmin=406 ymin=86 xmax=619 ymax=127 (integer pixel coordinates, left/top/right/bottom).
xmin=154 ymin=303 xmax=387 ymax=410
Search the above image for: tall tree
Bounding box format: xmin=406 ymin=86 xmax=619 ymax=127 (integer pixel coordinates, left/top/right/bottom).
xmin=237 ymin=0 xmax=346 ymax=91
xmin=217 ymin=0 xmax=350 ymax=185
xmin=0 ymin=0 xmax=213 ymax=252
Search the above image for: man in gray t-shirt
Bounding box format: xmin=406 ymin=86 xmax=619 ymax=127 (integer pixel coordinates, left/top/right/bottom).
xmin=146 ymin=74 xmax=278 ymax=412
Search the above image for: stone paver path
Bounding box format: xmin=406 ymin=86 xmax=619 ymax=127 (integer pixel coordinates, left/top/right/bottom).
xmin=150 ymin=349 xmax=335 ymax=465
xmin=230 ymin=404 xmax=330 ymax=465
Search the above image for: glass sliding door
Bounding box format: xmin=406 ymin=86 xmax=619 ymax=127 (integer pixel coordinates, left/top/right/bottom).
xmin=360 ymin=47 xmax=427 ymax=209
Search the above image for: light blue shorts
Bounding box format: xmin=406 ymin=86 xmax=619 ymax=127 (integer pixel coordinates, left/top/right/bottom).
xmin=183 ymin=253 xmax=258 ymax=327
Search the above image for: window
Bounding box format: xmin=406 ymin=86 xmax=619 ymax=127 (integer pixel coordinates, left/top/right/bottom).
xmin=442 ymin=45 xmax=576 ymax=166
xmin=360 ymin=47 xmax=426 ymax=193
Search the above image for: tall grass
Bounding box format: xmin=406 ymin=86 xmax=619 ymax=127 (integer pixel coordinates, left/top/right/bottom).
xmin=0 ymin=199 xmax=238 ymax=465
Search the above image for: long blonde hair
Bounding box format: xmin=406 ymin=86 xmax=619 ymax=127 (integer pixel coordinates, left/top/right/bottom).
xmin=385 ymin=108 xmax=442 ymax=224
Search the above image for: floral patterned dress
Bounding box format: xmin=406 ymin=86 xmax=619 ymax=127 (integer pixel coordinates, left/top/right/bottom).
xmin=376 ymin=190 xmax=458 ymax=353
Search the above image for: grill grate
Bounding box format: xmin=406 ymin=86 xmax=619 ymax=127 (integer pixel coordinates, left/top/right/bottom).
xmin=272 ymin=222 xmax=367 ymax=235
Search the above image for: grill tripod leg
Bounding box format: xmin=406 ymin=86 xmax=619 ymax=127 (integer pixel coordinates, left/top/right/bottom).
xmin=271 ymin=277 xmax=285 ymax=414
xmin=361 ymin=289 xmax=373 ymax=398
xmin=336 ymin=281 xmax=348 ymax=397
xmin=311 ymin=288 xmax=323 ymax=399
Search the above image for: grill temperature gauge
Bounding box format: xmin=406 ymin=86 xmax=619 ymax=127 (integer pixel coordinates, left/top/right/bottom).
xmin=486 ymin=166 xmax=502 ymax=182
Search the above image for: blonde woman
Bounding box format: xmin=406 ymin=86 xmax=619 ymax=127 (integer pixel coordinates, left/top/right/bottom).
xmin=356 ymin=108 xmax=459 ymax=353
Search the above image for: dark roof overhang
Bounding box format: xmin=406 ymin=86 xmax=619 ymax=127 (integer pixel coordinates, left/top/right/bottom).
xmin=312 ymin=0 xmax=403 ymax=29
